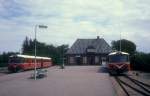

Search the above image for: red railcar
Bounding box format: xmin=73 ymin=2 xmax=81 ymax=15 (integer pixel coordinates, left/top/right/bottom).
xmin=8 ymin=54 xmax=52 ymax=72
xmin=107 ymin=51 xmax=131 ymax=75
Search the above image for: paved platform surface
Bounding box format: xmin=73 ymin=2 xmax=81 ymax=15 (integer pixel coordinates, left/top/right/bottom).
xmin=0 ymin=66 xmax=116 ymax=96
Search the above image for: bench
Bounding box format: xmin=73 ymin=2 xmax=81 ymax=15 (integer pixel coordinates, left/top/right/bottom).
xmin=36 ymin=69 xmax=47 ymax=78
xmin=31 ymin=69 xmax=48 ymax=79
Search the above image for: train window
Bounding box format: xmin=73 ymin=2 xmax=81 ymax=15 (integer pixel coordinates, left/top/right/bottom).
xmin=24 ymin=58 xmax=29 ymax=63
xmin=28 ymin=59 xmax=32 ymax=63
xmin=109 ymin=55 xmax=129 ymax=63
xmin=9 ymin=57 xmax=22 ymax=64
xmin=21 ymin=58 xmax=25 ymax=63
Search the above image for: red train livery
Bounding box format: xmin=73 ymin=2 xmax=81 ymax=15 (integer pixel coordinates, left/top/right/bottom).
xmin=107 ymin=51 xmax=131 ymax=75
xmin=8 ymin=54 xmax=52 ymax=72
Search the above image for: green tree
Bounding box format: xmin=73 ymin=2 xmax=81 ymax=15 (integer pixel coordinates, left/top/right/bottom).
xmin=130 ymin=52 xmax=150 ymax=72
xmin=22 ymin=37 xmax=30 ymax=54
xmin=21 ymin=37 xmax=69 ymax=65
xmin=0 ymin=52 xmax=19 ymax=67
xmin=111 ymin=39 xmax=136 ymax=55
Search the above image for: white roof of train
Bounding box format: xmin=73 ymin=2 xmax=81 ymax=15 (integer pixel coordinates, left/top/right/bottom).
xmin=10 ymin=54 xmax=51 ymax=60
xmin=109 ymin=51 xmax=129 ymax=56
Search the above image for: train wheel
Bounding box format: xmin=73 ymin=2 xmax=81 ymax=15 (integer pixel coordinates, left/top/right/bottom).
xmin=15 ymin=67 xmax=23 ymax=72
xmin=18 ymin=69 xmax=23 ymax=72
xmin=109 ymin=71 xmax=114 ymax=76
xmin=109 ymin=70 xmax=117 ymax=76
xmin=109 ymin=72 xmax=113 ymax=76
xmin=12 ymin=68 xmax=17 ymax=73
xmin=18 ymin=67 xmax=24 ymax=72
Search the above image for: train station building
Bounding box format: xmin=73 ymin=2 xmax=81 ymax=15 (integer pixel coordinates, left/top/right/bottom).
xmin=66 ymin=36 xmax=112 ymax=65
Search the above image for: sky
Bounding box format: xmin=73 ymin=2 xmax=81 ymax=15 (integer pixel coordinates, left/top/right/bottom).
xmin=0 ymin=0 xmax=150 ymax=53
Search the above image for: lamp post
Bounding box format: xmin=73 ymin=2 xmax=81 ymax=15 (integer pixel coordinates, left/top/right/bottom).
xmin=34 ymin=25 xmax=48 ymax=80
xmin=61 ymin=46 xmax=67 ymax=69
xmin=62 ymin=48 xmax=65 ymax=69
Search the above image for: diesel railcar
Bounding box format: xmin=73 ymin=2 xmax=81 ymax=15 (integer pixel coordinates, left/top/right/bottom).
xmin=8 ymin=54 xmax=52 ymax=72
xmin=107 ymin=51 xmax=130 ymax=75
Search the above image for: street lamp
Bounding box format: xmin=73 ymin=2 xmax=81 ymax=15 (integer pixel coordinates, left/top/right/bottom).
xmin=34 ymin=25 xmax=48 ymax=80
xmin=61 ymin=47 xmax=67 ymax=69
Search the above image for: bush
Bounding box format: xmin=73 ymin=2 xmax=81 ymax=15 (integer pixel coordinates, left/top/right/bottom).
xmin=130 ymin=52 xmax=150 ymax=72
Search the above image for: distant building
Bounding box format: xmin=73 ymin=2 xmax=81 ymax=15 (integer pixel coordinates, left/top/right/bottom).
xmin=66 ymin=36 xmax=112 ymax=65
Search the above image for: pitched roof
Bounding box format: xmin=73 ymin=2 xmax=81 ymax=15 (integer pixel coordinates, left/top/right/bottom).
xmin=66 ymin=38 xmax=112 ymax=54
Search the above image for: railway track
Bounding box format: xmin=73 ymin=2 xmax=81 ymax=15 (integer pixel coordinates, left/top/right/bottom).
xmin=114 ymin=75 xmax=150 ymax=96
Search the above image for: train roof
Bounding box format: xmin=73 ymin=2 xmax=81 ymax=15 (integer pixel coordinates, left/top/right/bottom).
xmin=10 ymin=54 xmax=51 ymax=60
xmin=108 ymin=51 xmax=129 ymax=56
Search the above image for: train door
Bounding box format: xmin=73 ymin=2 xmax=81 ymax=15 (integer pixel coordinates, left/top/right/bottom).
xmin=28 ymin=58 xmax=33 ymax=69
xmin=24 ymin=58 xmax=30 ymax=70
xmin=76 ymin=56 xmax=82 ymax=65
xmin=87 ymin=55 xmax=95 ymax=65
xmin=41 ymin=59 xmax=44 ymax=68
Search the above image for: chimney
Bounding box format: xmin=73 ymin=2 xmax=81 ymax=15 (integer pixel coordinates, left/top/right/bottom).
xmin=97 ymin=36 xmax=100 ymax=39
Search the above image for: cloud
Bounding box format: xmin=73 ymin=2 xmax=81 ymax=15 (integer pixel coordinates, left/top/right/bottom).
xmin=0 ymin=0 xmax=150 ymax=53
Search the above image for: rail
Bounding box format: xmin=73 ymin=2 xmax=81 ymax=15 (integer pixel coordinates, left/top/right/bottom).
xmin=114 ymin=75 xmax=150 ymax=96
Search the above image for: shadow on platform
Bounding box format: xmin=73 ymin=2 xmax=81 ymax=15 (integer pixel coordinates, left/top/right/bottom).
xmin=98 ymin=66 xmax=108 ymax=73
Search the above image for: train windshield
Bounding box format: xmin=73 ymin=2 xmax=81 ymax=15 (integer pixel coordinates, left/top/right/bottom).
xmin=109 ymin=55 xmax=129 ymax=63
xmin=9 ymin=57 xmax=24 ymax=64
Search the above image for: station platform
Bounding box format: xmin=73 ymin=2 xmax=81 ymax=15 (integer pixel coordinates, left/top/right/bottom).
xmin=0 ymin=66 xmax=116 ymax=96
